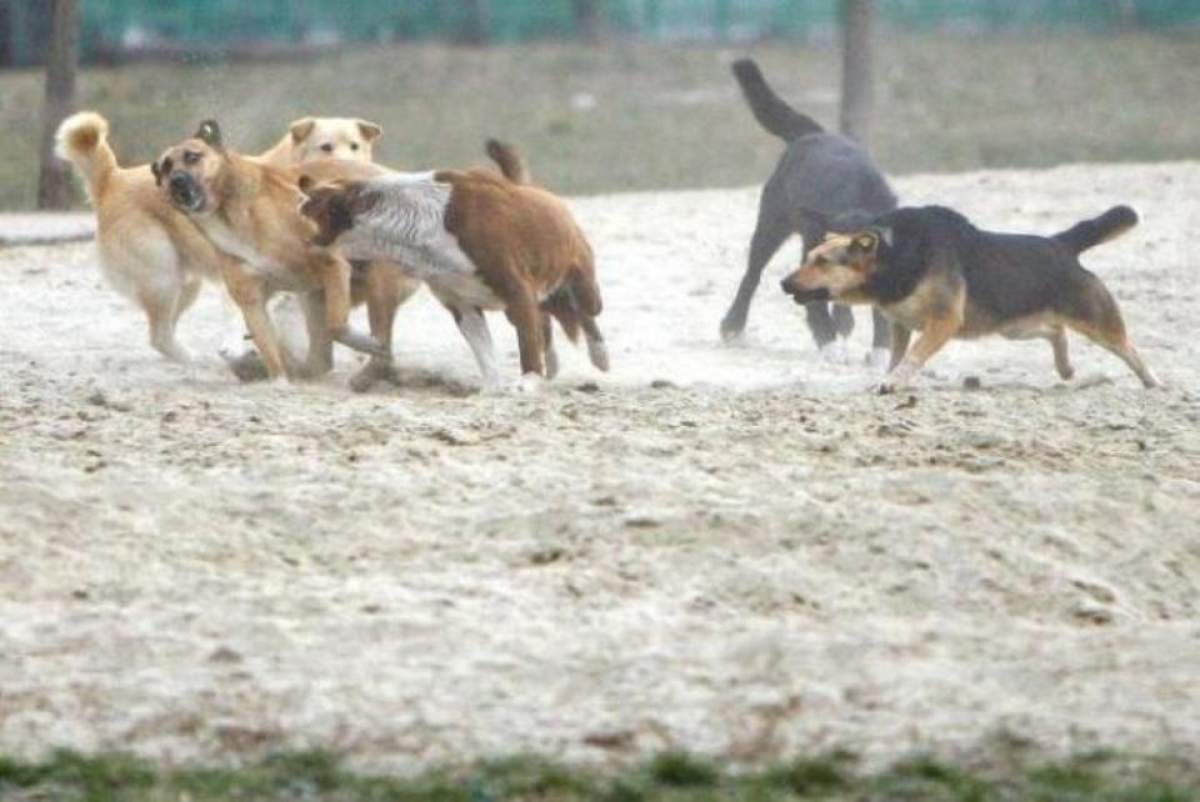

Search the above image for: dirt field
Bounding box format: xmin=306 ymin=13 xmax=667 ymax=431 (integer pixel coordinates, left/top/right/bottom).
xmin=2 ymin=161 xmax=1199 ymax=773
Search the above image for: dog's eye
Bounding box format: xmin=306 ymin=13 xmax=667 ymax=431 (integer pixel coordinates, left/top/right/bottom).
xmin=350 ymin=143 xmax=360 ymax=151
xmin=320 ymin=143 xmax=334 ymax=153
xmin=183 ymin=150 xmax=201 ymax=165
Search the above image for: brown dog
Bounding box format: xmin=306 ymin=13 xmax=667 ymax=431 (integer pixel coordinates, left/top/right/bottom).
xmin=297 ymin=139 xmax=607 ymax=389
xmin=152 ymin=120 xmax=397 ymax=381
xmin=54 ymin=111 xmax=397 ymax=367
xmin=781 ymin=204 xmax=1160 ymax=392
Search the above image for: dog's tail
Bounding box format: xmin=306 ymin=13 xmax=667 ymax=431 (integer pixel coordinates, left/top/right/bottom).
xmin=54 ymin=111 xmax=119 ymax=203
xmin=731 ymin=58 xmax=823 ymax=142
xmin=485 ymin=138 xmax=531 ymax=184
xmin=1052 ymin=205 xmax=1139 ymax=255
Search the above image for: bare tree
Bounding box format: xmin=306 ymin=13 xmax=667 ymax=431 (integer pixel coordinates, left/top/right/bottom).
xmin=38 ymin=0 xmax=81 ymax=210
xmin=573 ymin=0 xmax=603 ymax=42
xmin=838 ymin=0 xmax=874 ymax=146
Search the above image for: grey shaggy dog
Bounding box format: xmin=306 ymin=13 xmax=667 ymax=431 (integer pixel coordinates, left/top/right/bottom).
xmin=720 ymin=58 xmax=901 ymax=358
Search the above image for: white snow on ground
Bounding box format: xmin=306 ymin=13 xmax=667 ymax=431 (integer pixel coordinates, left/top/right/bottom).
xmin=1 ymin=162 xmax=1199 ymax=771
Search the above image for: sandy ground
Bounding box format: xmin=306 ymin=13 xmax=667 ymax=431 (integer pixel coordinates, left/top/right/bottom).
xmin=2 ymin=162 xmax=1199 ymax=772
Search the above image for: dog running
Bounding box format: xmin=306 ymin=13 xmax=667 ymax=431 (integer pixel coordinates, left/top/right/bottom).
xmin=297 ymin=139 xmax=608 ymax=389
xmin=781 ymin=204 xmax=1161 ymax=392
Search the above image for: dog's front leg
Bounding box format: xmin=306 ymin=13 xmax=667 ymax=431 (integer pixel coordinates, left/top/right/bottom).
xmin=299 ymin=290 xmax=334 ymax=378
xmin=314 ymin=252 xmax=388 ymax=358
xmin=349 ymin=263 xmax=414 ymax=393
xmin=879 ymin=313 xmax=960 ymax=394
xmin=452 ymin=305 xmax=501 ymax=388
xmin=888 ymin=323 xmax=912 ymax=373
xmin=221 ymin=257 xmax=288 ymax=381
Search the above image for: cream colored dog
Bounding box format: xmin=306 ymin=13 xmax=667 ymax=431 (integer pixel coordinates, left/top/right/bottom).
xmin=54 ymin=112 xmax=387 ymax=364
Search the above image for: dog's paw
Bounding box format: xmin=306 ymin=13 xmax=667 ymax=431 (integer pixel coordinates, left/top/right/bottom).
xmin=220 ymin=346 xmax=270 ymax=383
xmin=876 ymin=381 xmax=897 ymax=395
xmin=349 ymin=360 xmax=395 ymax=394
xmin=819 ymin=339 xmax=851 ymax=365
xmin=514 ymin=372 xmax=546 ymax=394
xmin=719 ymin=315 xmax=746 ymax=343
xmin=865 ymin=347 xmax=891 ymax=371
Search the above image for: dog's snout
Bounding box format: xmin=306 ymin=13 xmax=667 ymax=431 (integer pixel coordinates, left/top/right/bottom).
xmin=169 ymin=173 xmax=189 ymax=191
xmin=780 ymin=277 xmax=792 ymax=292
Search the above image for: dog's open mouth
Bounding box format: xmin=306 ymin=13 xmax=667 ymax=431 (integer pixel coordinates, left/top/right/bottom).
xmin=781 ymin=281 xmax=832 ymax=304
xmin=168 ymin=176 xmax=206 ymax=213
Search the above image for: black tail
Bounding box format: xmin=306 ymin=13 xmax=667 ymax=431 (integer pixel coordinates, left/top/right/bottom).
xmin=485 ymin=138 xmax=531 ymax=184
xmin=731 ymin=58 xmax=823 ymax=142
xmin=1053 ymin=205 xmax=1139 ymax=255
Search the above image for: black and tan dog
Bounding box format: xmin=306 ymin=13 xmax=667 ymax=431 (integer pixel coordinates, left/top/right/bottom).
xmin=781 ymin=204 xmax=1161 ymax=392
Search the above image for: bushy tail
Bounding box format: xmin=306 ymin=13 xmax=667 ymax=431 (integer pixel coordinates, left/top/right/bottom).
xmin=54 ymin=111 xmax=118 ymax=203
xmin=731 ymin=58 xmax=823 ymax=142
xmin=1053 ymin=205 xmax=1138 ymax=255
xmin=485 ymin=138 xmax=531 ymax=184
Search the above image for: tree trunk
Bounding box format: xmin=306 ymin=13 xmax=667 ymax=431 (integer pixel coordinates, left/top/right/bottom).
xmin=838 ymin=0 xmax=874 ymax=146
xmin=38 ymin=0 xmax=81 ymax=210
xmin=573 ymin=0 xmax=602 ymax=42
xmin=456 ymin=0 xmax=489 ymax=45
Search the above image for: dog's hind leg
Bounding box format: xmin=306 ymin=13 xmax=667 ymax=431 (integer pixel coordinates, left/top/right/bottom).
xmin=1062 ymin=278 xmax=1161 ymax=388
xmin=173 ymin=275 xmax=203 ymax=325
xmin=721 ymin=211 xmax=791 ymax=341
xmin=504 ymin=282 xmax=547 ymax=378
xmin=144 ymin=290 xmax=191 ymax=363
xmin=1048 ymin=326 xmax=1074 ymax=380
xmin=579 ymin=313 xmax=609 ymax=372
xmin=541 ymin=313 xmax=559 ymax=379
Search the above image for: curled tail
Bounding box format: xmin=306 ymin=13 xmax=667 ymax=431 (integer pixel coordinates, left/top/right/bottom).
xmin=485 ymin=138 xmax=531 ymax=184
xmin=54 ymin=111 xmax=119 ymax=203
xmin=731 ymin=58 xmax=823 ymax=142
xmin=1053 ymin=205 xmax=1138 ymax=255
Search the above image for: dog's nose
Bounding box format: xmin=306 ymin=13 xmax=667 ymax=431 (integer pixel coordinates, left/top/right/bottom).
xmin=169 ymin=174 xmax=189 ymax=191
xmin=780 ymin=278 xmax=793 ymax=293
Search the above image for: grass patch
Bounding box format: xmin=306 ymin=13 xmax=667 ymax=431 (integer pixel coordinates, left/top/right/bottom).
xmin=6 ymin=31 xmax=1200 ymax=209
xmin=0 ymin=746 xmax=1196 ymax=802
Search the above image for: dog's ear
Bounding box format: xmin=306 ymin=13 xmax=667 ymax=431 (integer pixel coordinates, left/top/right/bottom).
xmin=194 ymin=119 xmax=223 ymax=150
xmin=356 ymin=120 xmax=383 ymax=142
xmin=151 ymin=156 xmax=169 ymax=187
xmin=875 ymin=225 xmax=894 ymax=248
xmin=298 ymin=174 xmax=315 ymax=195
xmin=849 ymin=231 xmax=880 ymax=256
xmin=289 ymin=117 xmax=316 ymax=145
xmin=345 ymin=182 xmax=380 ymax=215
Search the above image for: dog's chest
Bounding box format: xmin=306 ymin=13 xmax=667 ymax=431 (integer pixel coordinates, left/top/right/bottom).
xmin=198 ymin=216 xmax=293 ymax=283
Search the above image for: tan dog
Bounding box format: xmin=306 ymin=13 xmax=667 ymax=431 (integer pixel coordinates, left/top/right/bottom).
xmin=152 ymin=120 xmax=398 ymax=381
xmin=54 ymin=111 xmax=403 ymax=370
xmin=298 ymin=139 xmax=607 ymax=389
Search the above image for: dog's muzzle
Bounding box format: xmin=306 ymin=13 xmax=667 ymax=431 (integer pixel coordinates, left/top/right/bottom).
xmin=780 ymin=277 xmax=831 ymax=304
xmin=168 ymin=173 xmax=205 ymax=213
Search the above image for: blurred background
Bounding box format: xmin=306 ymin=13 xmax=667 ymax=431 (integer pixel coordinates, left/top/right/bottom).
xmin=9 ymin=0 xmax=1200 ymax=210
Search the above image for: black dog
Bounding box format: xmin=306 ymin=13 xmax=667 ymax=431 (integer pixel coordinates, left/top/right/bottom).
xmin=720 ymin=58 xmax=899 ymax=363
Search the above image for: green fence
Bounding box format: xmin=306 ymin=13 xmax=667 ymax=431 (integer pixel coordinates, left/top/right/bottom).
xmin=4 ymin=0 xmax=1200 ymax=67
